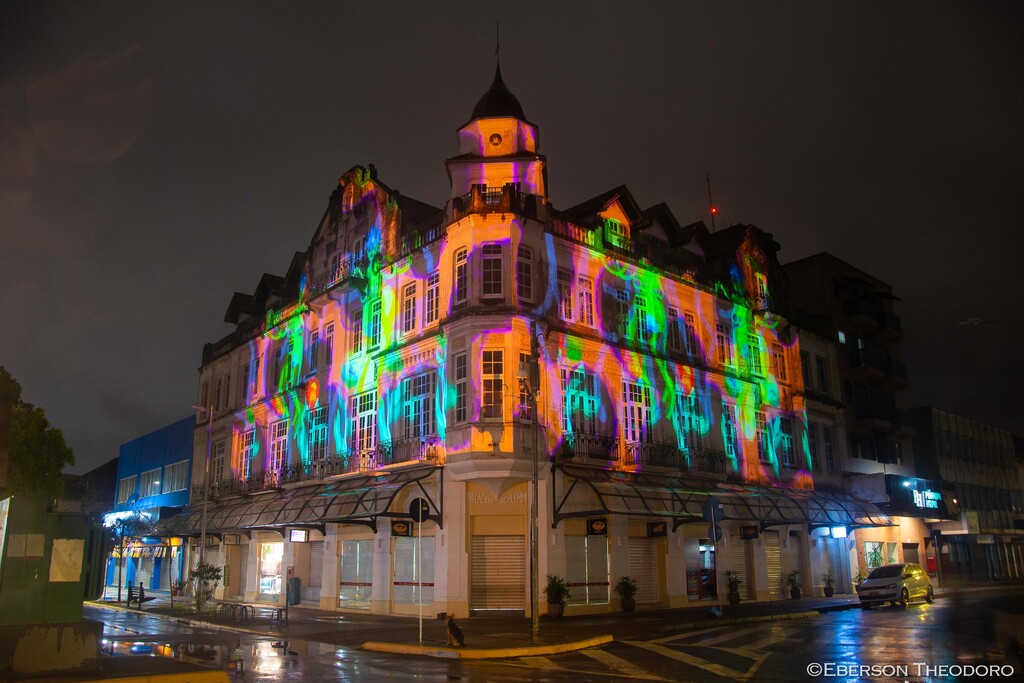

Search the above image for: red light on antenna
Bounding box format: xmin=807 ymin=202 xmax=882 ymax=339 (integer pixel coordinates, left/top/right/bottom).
xmin=710 ymin=207 xmax=718 ymax=214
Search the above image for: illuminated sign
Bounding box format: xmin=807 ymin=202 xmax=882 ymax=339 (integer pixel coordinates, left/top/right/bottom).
xmin=391 ymin=521 xmax=412 ymax=537
xmin=587 ymin=519 xmax=608 ymax=536
xmin=289 ymin=529 xmax=309 ymax=543
xmin=912 ymin=489 xmax=941 ymax=510
xmin=740 ymin=525 xmax=760 ymax=540
xmin=830 ymin=526 xmax=848 ymax=539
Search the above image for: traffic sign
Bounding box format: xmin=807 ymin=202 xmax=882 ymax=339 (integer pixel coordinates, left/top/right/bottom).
xmin=409 ymin=497 xmax=430 ymax=523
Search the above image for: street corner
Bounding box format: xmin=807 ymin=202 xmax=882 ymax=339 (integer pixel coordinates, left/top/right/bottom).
xmin=81 ymin=671 xmax=230 ymax=683
xmin=361 ymin=634 xmax=615 ymax=659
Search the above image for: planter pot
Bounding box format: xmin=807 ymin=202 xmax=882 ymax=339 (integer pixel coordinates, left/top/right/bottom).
xmin=790 ymin=587 xmax=802 ymax=600
xmin=547 ymin=602 xmax=565 ymax=618
xmin=728 ymin=591 xmax=741 ymax=605
xmin=621 ymin=598 xmax=636 ymax=613
xmin=823 ymin=586 xmax=834 ymax=597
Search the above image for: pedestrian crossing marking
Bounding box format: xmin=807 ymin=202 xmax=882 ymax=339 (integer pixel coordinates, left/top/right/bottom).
xmin=519 ymin=656 xmax=558 ymax=668
xmin=626 ymin=641 xmax=750 ymax=680
xmin=688 ymin=626 xmax=766 ymax=646
xmin=736 ymin=633 xmax=798 ymax=651
xmin=579 ymin=648 xmax=669 ymax=681
xmin=650 ymin=625 xmax=729 ymax=644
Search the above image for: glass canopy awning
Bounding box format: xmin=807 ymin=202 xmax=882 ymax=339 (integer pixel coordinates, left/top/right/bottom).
xmin=553 ymin=464 xmax=891 ymax=530
xmin=156 ymin=465 xmax=441 ymax=536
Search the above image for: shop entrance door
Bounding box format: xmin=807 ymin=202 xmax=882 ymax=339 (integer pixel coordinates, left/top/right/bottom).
xmin=258 ymin=542 xmax=283 ymax=602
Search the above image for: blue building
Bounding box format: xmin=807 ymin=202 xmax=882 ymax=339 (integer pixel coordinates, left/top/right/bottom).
xmin=106 ymin=416 xmax=193 ymax=591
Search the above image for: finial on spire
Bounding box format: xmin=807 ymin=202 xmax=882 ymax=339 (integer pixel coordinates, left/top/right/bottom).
xmin=496 ymin=19 xmax=500 ymax=64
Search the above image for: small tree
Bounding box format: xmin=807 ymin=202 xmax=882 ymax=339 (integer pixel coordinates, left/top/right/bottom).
xmin=188 ymin=561 xmax=222 ymax=612
xmin=105 ymin=511 xmax=155 ymax=603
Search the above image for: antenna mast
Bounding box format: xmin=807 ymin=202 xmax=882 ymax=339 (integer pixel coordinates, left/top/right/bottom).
xmin=706 ymin=171 xmax=717 ymax=232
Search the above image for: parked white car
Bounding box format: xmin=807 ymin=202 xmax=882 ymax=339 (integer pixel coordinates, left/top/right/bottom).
xmin=857 ymin=563 xmax=934 ymax=609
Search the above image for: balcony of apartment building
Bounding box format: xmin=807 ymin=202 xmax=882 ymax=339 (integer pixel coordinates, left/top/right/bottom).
xmin=853 ymin=397 xmax=894 ymax=432
xmin=881 ymin=357 xmax=910 ymax=391
xmin=847 ymin=341 xmax=888 ymax=384
xmin=875 ymin=310 xmax=903 ymax=342
xmin=841 ymin=294 xmax=882 ymax=334
xmin=449 ymin=183 xmax=544 ymax=223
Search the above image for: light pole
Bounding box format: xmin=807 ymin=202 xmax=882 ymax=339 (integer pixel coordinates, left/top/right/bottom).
xmin=192 ymin=404 xmax=214 ymax=567
xmin=518 ymin=323 xmax=544 ymax=643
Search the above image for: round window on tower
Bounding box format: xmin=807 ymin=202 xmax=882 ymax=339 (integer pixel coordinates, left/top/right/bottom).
xmin=489 ymin=133 xmax=502 ymax=146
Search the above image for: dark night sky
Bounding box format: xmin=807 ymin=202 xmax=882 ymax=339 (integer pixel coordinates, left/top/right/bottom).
xmin=2 ymin=2 xmax=1022 ymax=475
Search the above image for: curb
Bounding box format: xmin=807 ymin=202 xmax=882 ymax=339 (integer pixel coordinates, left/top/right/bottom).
xmin=73 ymin=672 xmax=229 ymax=683
xmin=362 ymin=634 xmax=614 ymax=659
xmin=87 ymin=601 xmax=283 ymax=639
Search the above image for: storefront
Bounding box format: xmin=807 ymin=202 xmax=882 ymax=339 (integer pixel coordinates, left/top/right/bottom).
xmin=257 ymin=541 xmax=283 ymax=601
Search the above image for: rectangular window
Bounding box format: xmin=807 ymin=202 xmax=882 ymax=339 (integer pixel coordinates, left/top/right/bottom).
xmin=348 ymin=392 xmax=377 ymax=462
xmin=163 ymin=460 xmax=189 ymax=493
xmin=621 ymin=381 xmax=652 ymax=444
xmin=815 ymin=356 xmax=830 ymax=394
xmin=368 ymin=300 xmax=381 ymax=348
xmin=516 ymin=245 xmax=533 ymax=302
xmin=351 ymin=308 xmax=363 ymax=354
xmin=402 ymin=283 xmax=417 ymax=335
xmin=116 ymin=475 xmax=137 ymax=504
xmin=807 ymin=422 xmax=819 ymax=469
xmin=224 ymin=373 xmax=231 ymax=410
xmin=676 ymin=391 xmax=703 ymax=452
xmin=454 ymin=248 xmax=468 ymax=305
xmin=253 ymin=354 xmax=261 ymax=397
xmin=212 ymin=440 xmax=226 ymax=485
xmin=721 ymin=403 xmax=738 ymax=459
xmin=200 ymin=382 xmax=209 ymax=410
xmin=325 ymin=323 xmax=335 ymax=367
xmin=771 ymin=343 xmax=787 ymax=381
xmin=425 ymin=271 xmax=439 ymax=325
xmin=454 ymin=353 xmax=468 ymax=423
xmin=214 ymin=379 xmax=222 ymax=411
xmin=140 ymin=467 xmax=162 ymax=498
xmin=635 ymin=295 xmax=649 ymax=344
xmin=577 ymin=277 xmax=594 ymax=326
xmin=756 ymin=411 xmax=770 ymax=463
xmin=517 ymin=352 xmax=533 ymax=421
xmin=482 ymin=244 xmax=503 ymax=298
xmin=800 ymin=351 xmax=811 ymax=389
xmin=481 ymin=350 xmax=504 ymax=419
xmin=239 ymin=429 xmax=256 ymax=480
xmin=684 ymin=312 xmax=698 ymax=357
xmin=780 ymin=418 xmax=795 ymax=466
xmin=558 ymin=268 xmax=573 ymax=321
xmin=667 ymin=307 xmax=683 ymax=352
xmin=747 ymin=334 xmax=763 ymax=375
xmin=309 ymin=331 xmax=320 ymax=373
xmin=822 ymin=426 xmax=837 ymax=470
xmin=616 ymin=289 xmax=630 ymax=336
xmin=309 ymin=406 xmax=327 ymax=461
xmin=240 ymin=363 xmax=249 ymax=404
xmin=270 ymin=419 xmax=288 ymax=472
xmin=562 ymin=367 xmax=597 ymax=435
xmin=404 ymin=373 xmax=437 ymax=438
xmin=716 ymin=323 xmax=733 ymax=366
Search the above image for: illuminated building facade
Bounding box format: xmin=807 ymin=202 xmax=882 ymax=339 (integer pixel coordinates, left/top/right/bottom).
xmin=169 ymin=68 xmax=890 ymax=615
xmin=908 ymin=407 xmax=1024 ymax=581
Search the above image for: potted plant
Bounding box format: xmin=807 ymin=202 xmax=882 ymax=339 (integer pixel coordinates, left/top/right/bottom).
xmin=786 ymin=570 xmax=802 ymax=600
xmin=544 ymin=574 xmax=571 ymax=618
xmin=726 ymin=570 xmax=742 ymax=605
xmin=171 ymin=579 xmax=184 ymax=597
xmin=822 ymin=570 xmax=835 ymax=597
xmin=853 ymin=570 xmax=865 ymax=592
xmin=614 ymin=576 xmax=638 ymax=613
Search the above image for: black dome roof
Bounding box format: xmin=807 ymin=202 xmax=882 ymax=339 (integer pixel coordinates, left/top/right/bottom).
xmin=470 ymin=64 xmax=525 ymax=121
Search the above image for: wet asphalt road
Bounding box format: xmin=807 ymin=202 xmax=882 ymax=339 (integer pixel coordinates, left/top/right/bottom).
xmin=88 ymin=592 xmax=1024 ymax=682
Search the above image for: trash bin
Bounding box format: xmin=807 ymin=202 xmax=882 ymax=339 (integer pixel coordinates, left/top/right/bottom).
xmin=288 ymin=577 xmax=301 ymax=605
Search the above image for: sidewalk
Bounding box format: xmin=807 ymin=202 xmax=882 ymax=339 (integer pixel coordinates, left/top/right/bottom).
xmin=89 ymin=583 xmax=1011 ymax=660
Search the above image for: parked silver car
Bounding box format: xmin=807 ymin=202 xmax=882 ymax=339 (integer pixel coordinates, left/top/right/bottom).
xmin=857 ymin=563 xmax=934 ymax=609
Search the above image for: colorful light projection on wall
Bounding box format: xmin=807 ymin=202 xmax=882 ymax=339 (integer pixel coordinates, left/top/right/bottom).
xmin=216 ymin=169 xmax=808 ymax=489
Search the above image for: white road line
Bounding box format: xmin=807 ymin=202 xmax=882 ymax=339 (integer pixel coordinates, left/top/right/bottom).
xmin=650 ymin=625 xmax=729 ymax=644
xmin=519 ymin=655 xmax=558 ymax=668
xmin=690 ymin=625 xmax=766 ymax=646
xmin=739 ymin=633 xmax=798 ymax=651
xmin=579 ymin=648 xmax=668 ymax=681
xmin=626 ymin=640 xmax=749 ymax=680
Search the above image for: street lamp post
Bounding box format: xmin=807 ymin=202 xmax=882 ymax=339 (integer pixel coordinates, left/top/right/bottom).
xmin=518 ymin=323 xmax=544 ymax=643
xmin=192 ymin=404 xmax=214 ymax=567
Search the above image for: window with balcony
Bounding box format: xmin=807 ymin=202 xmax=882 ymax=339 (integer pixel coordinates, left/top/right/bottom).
xmin=309 ymin=406 xmax=327 ymax=461
xmin=716 ymin=323 xmax=733 ymax=367
xmin=800 ymin=351 xmax=812 ymax=389
xmin=402 ymin=283 xmax=417 ymax=335
xmin=454 ymin=248 xmax=468 ymax=305
xmin=684 ymin=312 xmax=699 ymax=358
xmin=517 ymin=245 xmax=533 ymax=303
xmin=721 ymin=403 xmax=738 ymax=460
xmin=369 ymin=300 xmax=381 ymax=348
xmin=667 ymin=307 xmax=683 ymax=353
xmin=756 ymin=411 xmax=770 ymax=463
xmin=240 ymin=363 xmax=249 ymax=404
xmin=517 ymin=352 xmax=533 ymax=421
xmin=140 ymin=467 xmax=161 ymax=498
xmin=214 ymin=378 xmax=222 ymax=410
xmin=557 ymin=268 xmax=573 ymax=321
xmin=325 ymin=323 xmax=335 ymax=367
xmin=309 ymin=331 xmax=319 ymax=373
xmin=779 ymin=418 xmax=795 ymax=466
xmin=349 ymin=392 xmax=377 ymax=461
xmin=425 ymin=271 xmax=439 ymax=325
xmin=404 ymin=373 xmax=437 ymax=438
xmin=270 ymin=419 xmax=288 ymax=473
xmin=747 ymin=334 xmax=763 ymax=375
xmin=616 ymin=289 xmax=630 ymax=336
xmin=815 ymin=355 xmax=830 ymax=394
xmin=635 ymin=295 xmax=649 ymax=344
xmin=675 ymin=391 xmax=703 ymax=452
xmin=822 ymin=426 xmax=836 ymax=470
xmin=562 ymin=367 xmax=597 ymax=435
xmin=116 ymin=475 xmax=137 ymax=504
xmin=807 ymin=422 xmax=819 ymax=469
xmin=577 ymin=277 xmax=594 ymax=326
xmin=772 ymin=343 xmax=787 ymax=381
xmin=163 ymin=460 xmax=189 ymax=493
xmin=454 ymin=352 xmax=468 ymax=423
xmin=224 ymin=373 xmax=231 ymax=411
xmin=622 ymin=381 xmax=652 ymax=444
xmin=482 ymin=244 xmax=503 ymax=299
xmin=481 ymin=350 xmax=503 ymax=419
xmin=212 ymin=440 xmax=226 ymax=485
xmin=239 ymin=429 xmax=256 ymax=480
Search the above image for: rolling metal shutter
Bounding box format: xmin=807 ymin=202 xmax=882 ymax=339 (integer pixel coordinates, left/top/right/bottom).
xmin=470 ymin=536 xmax=525 ymax=613
xmin=628 ymin=539 xmax=659 ymax=603
xmin=782 ymin=532 xmax=802 ymax=588
xmin=764 ymin=530 xmax=783 ymax=599
xmin=236 ymin=545 xmax=249 ymax=597
xmin=304 ymin=541 xmax=324 ymax=603
xmin=729 ymin=532 xmax=752 ymax=599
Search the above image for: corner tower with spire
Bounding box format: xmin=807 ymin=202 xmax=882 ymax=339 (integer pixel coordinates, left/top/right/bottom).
xmin=445 ymin=65 xmax=547 ymax=201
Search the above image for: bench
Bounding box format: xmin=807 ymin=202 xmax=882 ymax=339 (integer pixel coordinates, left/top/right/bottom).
xmin=127 ymin=585 xmax=157 ymax=609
